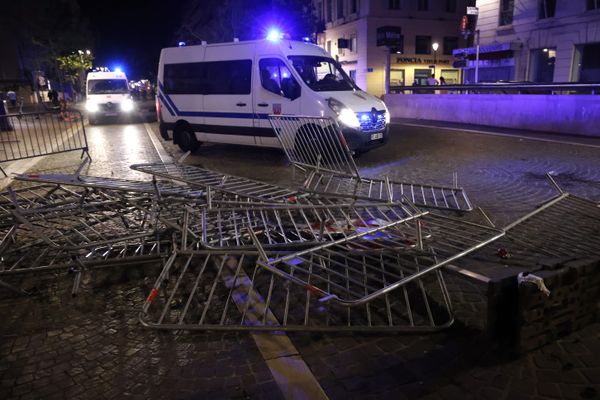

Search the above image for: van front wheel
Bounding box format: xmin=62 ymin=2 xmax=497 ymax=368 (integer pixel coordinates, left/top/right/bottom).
xmin=175 ymin=125 xmax=200 ymax=152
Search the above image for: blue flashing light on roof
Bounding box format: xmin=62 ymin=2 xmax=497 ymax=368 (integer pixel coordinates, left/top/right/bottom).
xmin=266 ymin=28 xmax=283 ymax=42
xmin=302 ymin=36 xmax=311 ymax=42
xmin=114 ymin=67 xmax=122 ymax=73
xmin=178 ymin=41 xmax=186 ymax=47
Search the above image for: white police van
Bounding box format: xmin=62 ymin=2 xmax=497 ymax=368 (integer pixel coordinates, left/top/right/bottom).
xmin=85 ymin=71 xmax=134 ymax=124
xmin=156 ymin=38 xmax=390 ymax=153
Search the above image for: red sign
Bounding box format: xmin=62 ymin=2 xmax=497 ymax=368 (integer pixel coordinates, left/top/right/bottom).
xmin=460 ymin=15 xmax=468 ymax=33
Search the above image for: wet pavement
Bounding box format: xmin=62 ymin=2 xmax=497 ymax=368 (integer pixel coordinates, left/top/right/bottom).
xmin=0 ymin=119 xmax=599 ymax=399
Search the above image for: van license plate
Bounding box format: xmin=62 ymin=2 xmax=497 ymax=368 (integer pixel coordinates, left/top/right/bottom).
xmin=105 ymin=113 xmax=118 ymax=117
xmin=370 ymin=132 xmax=383 ymax=141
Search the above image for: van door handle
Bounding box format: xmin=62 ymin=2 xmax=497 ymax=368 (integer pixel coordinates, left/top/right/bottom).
xmin=236 ymin=102 xmax=247 ymax=107
xmin=257 ymin=103 xmax=269 ymax=107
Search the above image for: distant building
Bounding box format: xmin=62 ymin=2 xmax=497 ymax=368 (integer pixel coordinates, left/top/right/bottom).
xmin=458 ymin=0 xmax=600 ymax=82
xmin=313 ymin=0 xmax=469 ymax=96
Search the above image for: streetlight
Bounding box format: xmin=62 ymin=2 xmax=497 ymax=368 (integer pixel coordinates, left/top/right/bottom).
xmin=77 ymin=50 xmax=92 ymax=101
xmin=431 ymin=42 xmax=439 ymax=77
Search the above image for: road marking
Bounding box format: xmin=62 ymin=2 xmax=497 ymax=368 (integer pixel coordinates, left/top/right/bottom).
xmin=144 ymin=123 xmax=174 ymax=163
xmin=220 ymin=255 xmax=328 ymax=400
xmin=396 ymin=121 xmax=600 ymax=149
xmin=0 ymin=157 xmax=46 ymax=191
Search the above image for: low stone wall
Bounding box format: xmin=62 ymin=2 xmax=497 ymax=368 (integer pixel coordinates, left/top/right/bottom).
xmin=517 ymin=258 xmax=600 ymax=354
xmin=445 ymin=258 xmax=600 ymax=355
xmin=384 ymin=94 xmax=600 ymax=136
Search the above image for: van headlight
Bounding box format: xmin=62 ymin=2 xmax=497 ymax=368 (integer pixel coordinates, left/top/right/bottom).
xmin=328 ymin=98 xmax=360 ymax=128
xmin=120 ymin=98 xmax=134 ymax=112
xmin=383 ymin=103 xmax=391 ymax=124
xmin=85 ymin=101 xmax=99 ymax=112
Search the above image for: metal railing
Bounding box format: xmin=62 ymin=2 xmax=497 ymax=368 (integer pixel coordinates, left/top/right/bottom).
xmin=0 ymin=110 xmax=90 ymax=176
xmin=269 ymin=115 xmax=473 ymax=212
xmin=389 ymin=82 xmax=600 ymax=95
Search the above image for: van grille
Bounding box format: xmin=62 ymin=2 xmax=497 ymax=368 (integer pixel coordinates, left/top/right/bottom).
xmin=356 ymin=110 xmax=386 ymax=132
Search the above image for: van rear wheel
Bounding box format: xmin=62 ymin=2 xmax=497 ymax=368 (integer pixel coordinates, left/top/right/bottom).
xmin=175 ymin=125 xmax=200 ymax=152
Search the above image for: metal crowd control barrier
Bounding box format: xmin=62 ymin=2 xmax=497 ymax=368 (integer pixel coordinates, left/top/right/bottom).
xmin=0 ymin=110 xmax=90 ymax=176
xmin=15 ymin=173 xmax=206 ymax=198
xmin=197 ymin=202 xmax=419 ymax=249
xmin=131 ymin=162 xmax=302 ymax=203
xmin=139 ymin=250 xmax=455 ymax=332
xmin=501 ymin=193 xmax=600 ymax=258
xmin=252 ymin=212 xmax=504 ymax=307
xmin=268 ymin=115 xmax=472 ymax=211
xmin=130 ymin=162 xmax=347 ymax=206
xmin=0 ymin=179 xmax=203 ymax=294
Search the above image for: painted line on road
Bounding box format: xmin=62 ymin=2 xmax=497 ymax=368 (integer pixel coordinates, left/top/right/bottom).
xmin=0 ymin=157 xmax=47 ymax=191
xmin=144 ymin=123 xmax=174 ymax=163
xmin=396 ymin=122 xmax=600 ymax=149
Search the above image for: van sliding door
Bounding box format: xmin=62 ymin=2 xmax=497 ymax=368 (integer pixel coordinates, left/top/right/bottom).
xmin=202 ymin=44 xmax=255 ymax=145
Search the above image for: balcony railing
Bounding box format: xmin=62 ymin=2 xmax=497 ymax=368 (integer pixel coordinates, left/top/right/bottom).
xmin=388 ymin=82 xmax=600 ymax=95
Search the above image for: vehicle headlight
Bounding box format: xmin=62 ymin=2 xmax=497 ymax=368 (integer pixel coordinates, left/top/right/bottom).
xmin=85 ymin=101 xmax=99 ymax=112
xmin=383 ymin=102 xmax=391 ymax=124
xmin=120 ymin=98 xmax=134 ymax=112
xmin=328 ymin=98 xmax=360 ymax=128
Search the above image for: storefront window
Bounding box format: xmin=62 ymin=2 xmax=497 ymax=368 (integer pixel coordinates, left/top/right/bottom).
xmin=390 ymin=69 xmax=405 ymax=87
xmin=440 ymin=69 xmax=459 ymax=84
xmin=575 ymin=43 xmax=600 ymax=82
xmin=530 ymin=48 xmax=556 ymax=82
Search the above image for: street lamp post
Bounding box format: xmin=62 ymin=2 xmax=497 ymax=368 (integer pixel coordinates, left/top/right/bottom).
xmin=432 ymin=42 xmax=439 ymax=78
xmin=77 ymin=50 xmax=91 ymax=101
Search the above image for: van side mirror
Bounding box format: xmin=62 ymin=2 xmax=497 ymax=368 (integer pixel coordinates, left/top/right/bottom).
xmin=282 ymin=79 xmax=300 ymax=101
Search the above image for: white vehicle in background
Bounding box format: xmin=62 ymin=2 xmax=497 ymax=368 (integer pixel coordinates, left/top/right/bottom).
xmin=85 ymin=71 xmax=134 ymax=124
xmin=156 ymin=36 xmax=390 ymax=154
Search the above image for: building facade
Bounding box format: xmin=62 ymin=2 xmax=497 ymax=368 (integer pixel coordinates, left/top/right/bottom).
xmin=459 ymin=0 xmax=600 ymax=82
xmin=314 ymin=0 xmax=469 ymax=96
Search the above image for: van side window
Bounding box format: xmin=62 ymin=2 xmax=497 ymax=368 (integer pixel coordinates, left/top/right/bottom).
xmin=164 ymin=62 xmax=205 ymax=94
xmin=164 ymin=60 xmax=252 ymax=95
xmin=204 ymin=60 xmax=252 ymax=95
xmin=259 ymin=58 xmax=300 ymax=100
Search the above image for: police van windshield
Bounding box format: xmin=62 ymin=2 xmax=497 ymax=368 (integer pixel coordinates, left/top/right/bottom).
xmin=88 ymin=79 xmax=129 ymax=94
xmin=288 ymin=56 xmax=358 ymax=92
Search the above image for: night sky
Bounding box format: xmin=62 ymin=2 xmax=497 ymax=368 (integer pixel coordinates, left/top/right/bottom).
xmin=80 ymin=0 xmax=182 ymax=81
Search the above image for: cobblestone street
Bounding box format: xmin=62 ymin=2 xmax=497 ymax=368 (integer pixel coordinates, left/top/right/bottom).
xmin=0 ymin=120 xmax=598 ymax=399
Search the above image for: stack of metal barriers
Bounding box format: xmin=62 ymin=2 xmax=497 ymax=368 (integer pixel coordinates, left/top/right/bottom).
xmin=0 ymin=116 xmax=512 ymax=333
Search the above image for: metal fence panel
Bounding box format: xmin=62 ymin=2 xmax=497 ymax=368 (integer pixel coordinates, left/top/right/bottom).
xmin=252 ymin=213 xmax=504 ymax=307
xmin=0 ymin=111 xmax=89 ymax=170
xmin=139 ymin=250 xmax=455 ymax=332
xmin=268 ymin=115 xmax=473 ymax=211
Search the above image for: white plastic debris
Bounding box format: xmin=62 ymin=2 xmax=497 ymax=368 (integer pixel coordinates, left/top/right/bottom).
xmin=517 ymin=272 xmax=551 ymax=296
